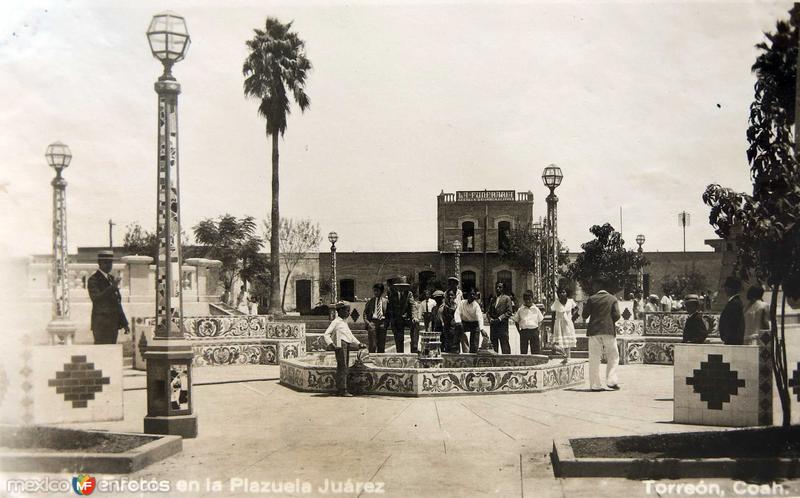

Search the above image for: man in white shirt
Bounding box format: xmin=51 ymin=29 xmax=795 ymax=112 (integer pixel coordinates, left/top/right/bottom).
xmin=510 ymin=290 xmax=545 ymax=354
xmin=660 ymin=294 xmax=673 ymax=312
xmin=323 ymin=302 xmax=366 ymax=396
xmin=454 ymin=289 xmax=484 ymax=353
xmin=420 ymin=290 xmax=437 ymax=332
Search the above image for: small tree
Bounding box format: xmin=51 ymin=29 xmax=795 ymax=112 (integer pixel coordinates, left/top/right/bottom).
xmin=122 ymin=222 xmax=158 ymax=259
xmin=566 ymin=223 xmax=648 ymax=295
xmin=193 ymin=215 xmax=267 ymax=305
xmin=702 ymin=5 xmax=800 ymax=427
xmin=264 ymin=218 xmax=321 ymax=312
xmin=661 ymin=268 xmax=708 ymax=297
xmin=501 ymin=223 xmax=570 ymax=300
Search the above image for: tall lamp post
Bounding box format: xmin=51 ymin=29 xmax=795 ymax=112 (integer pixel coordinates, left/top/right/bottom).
xmin=328 ymin=231 xmax=338 ymax=304
xmin=636 ymin=233 xmax=646 ymax=296
xmin=532 ymin=220 xmax=543 ymax=303
xmin=143 ymin=11 xmax=197 ymax=438
xmin=542 ymin=164 xmax=563 ymax=304
xmin=452 ymin=239 xmax=462 ymax=279
xmin=45 ymin=141 xmax=76 ymax=345
xmin=678 ymin=211 xmax=690 ymax=252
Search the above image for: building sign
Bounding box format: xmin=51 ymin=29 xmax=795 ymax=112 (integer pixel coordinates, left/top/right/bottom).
xmin=455 ymin=190 xmax=515 ymax=202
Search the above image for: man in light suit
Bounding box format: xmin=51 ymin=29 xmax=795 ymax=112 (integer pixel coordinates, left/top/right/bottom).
xmin=363 ymin=283 xmax=389 ymax=353
xmin=719 ymin=276 xmax=745 ymax=345
xmin=87 ymin=250 xmax=129 ymax=344
xmin=582 ymin=277 xmax=621 ymax=391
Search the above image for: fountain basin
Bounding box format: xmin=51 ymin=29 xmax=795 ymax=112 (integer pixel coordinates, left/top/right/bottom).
xmin=279 ymin=353 xmax=587 ymax=396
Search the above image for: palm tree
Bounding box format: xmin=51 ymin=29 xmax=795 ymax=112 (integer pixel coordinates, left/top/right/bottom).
xmin=243 ymin=18 xmax=311 ymax=315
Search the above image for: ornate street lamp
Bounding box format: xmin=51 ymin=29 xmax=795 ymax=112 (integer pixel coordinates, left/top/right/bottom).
xmin=542 ymin=164 xmax=563 ymax=304
xmin=328 ymin=231 xmax=338 ymax=304
xmin=636 ymin=233 xmax=645 ymax=298
xmin=143 ymin=11 xmax=196 ymax=438
xmin=452 ymin=239 xmax=462 ymax=279
xmin=532 ymin=221 xmax=544 ymax=303
xmin=677 ymin=211 xmax=690 ymax=253
xmin=45 ymin=141 xmax=76 ymax=345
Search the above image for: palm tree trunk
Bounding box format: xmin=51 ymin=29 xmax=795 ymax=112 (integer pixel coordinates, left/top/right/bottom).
xmin=268 ymin=131 xmax=282 ymax=315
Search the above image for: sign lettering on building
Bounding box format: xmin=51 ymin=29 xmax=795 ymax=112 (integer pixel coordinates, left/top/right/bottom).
xmin=455 ymin=190 xmax=516 ymax=202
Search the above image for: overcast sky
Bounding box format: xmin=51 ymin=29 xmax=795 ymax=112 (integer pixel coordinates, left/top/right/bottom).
xmin=0 ymin=1 xmax=791 ymax=257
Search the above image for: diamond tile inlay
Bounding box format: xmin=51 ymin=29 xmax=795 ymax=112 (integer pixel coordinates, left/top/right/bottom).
xmin=48 ymin=355 xmax=110 ymax=408
xmin=686 ymin=354 xmax=746 ymax=410
xmin=789 ymin=362 xmax=800 ymax=402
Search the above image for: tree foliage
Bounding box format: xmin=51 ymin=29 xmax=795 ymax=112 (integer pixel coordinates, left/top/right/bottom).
xmin=264 ymin=218 xmax=321 ymax=312
xmin=702 ymin=6 xmax=800 ymax=426
xmin=500 ymin=224 xmax=570 ymax=291
xmin=192 ymin=215 xmax=268 ymax=305
xmin=122 ymin=222 xmax=158 ymax=259
xmin=660 ymin=268 xmax=707 ymax=297
xmin=566 ymin=223 xmax=648 ymax=295
xmin=243 ymin=18 xmax=312 ymax=315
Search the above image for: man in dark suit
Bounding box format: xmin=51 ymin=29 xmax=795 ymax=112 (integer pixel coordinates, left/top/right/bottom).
xmin=363 ymin=283 xmax=389 ymax=353
xmin=719 ymin=276 xmax=745 ymax=345
xmin=386 ymin=276 xmax=416 ymax=353
xmin=87 ymin=250 xmax=129 ymax=344
xmin=582 ymin=277 xmax=621 ymax=391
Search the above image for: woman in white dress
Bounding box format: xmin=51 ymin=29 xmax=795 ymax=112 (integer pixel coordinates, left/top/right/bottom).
xmin=236 ymin=284 xmax=251 ymax=315
xmin=551 ymin=286 xmax=578 ymax=364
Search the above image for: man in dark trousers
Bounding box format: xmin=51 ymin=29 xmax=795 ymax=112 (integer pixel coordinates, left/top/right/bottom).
xmin=582 ymin=277 xmax=621 ymax=391
xmin=87 ymin=250 xmax=129 ymax=344
xmin=719 ymin=276 xmax=745 ymax=345
xmin=488 ymin=282 xmax=514 ymax=354
xmin=386 ymin=276 xmax=416 ymax=353
xmin=363 ymin=283 xmax=388 ymax=353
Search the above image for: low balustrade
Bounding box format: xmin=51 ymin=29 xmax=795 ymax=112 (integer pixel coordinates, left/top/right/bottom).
xmin=615 ymin=311 xmax=722 ymax=365
xmin=132 ymin=315 xmax=305 ymax=369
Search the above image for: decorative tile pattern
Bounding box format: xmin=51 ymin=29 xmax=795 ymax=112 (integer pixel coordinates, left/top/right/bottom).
xmin=48 ymin=356 xmax=110 ymax=408
xmin=674 ymin=344 xmax=768 ymax=427
xmin=686 ymin=354 xmax=745 ymax=410
xmin=789 ymin=362 xmax=800 ymax=402
xmin=133 ymin=316 xmax=305 ymax=369
xmin=644 ymin=312 xmax=720 ymax=336
xmin=280 ymin=354 xmax=586 ymax=396
xmin=615 ymin=319 xmax=644 ymax=336
xmin=169 ymin=364 xmax=189 ymax=411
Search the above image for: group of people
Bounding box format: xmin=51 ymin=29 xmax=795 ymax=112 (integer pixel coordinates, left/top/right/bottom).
xmin=632 ymin=290 xmax=715 ymax=318
xmin=682 ymin=276 xmax=770 ymax=346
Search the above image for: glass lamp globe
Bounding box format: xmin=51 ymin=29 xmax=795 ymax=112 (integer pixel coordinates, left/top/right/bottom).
xmin=328 ymin=231 xmax=338 ymax=245
xmin=636 ymin=234 xmax=646 ymax=246
xmin=45 ymin=142 xmax=72 ymax=172
xmin=147 ymin=11 xmax=190 ymax=66
xmin=542 ymin=164 xmax=563 ymax=189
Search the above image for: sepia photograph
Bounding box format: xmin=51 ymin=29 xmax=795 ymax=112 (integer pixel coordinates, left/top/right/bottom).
xmin=1 ymin=1 xmax=799 ymax=497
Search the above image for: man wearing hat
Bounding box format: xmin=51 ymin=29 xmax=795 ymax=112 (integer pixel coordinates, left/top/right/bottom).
xmin=87 ymin=250 xmax=129 ymax=344
xmin=682 ymin=294 xmax=708 ymax=344
xmin=386 ymin=276 xmax=417 ymax=353
xmin=323 ymin=302 xmax=367 ymax=396
xmin=363 ymin=283 xmax=388 ymax=353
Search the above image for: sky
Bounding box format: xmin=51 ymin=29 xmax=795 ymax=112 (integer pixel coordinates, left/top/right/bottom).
xmin=0 ymin=0 xmax=792 ymax=257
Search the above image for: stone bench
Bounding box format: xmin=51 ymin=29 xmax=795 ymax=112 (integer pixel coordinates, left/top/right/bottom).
xmin=131 ymin=315 xmax=305 ymax=369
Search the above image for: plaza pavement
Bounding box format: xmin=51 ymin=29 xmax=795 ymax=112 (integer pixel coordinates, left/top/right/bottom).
xmin=34 ymin=362 xmax=795 ymax=498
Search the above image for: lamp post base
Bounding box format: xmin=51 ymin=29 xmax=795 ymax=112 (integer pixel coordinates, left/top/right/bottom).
xmin=144 ymin=414 xmax=198 ymax=438
xmin=46 ymin=319 xmax=76 ymax=345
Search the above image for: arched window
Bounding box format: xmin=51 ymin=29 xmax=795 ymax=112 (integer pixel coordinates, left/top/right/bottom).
xmin=498 ymin=221 xmax=511 ymax=252
xmin=339 ymin=279 xmax=355 ymax=301
xmin=496 ymin=270 xmax=512 ymax=294
xmin=461 ymin=271 xmax=477 ymax=294
xmin=462 ymin=221 xmax=475 ymax=252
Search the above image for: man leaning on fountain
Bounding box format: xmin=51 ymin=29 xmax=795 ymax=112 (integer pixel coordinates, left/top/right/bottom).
xmin=323 ymin=302 xmax=367 ymax=396
xmin=87 ymin=250 xmax=129 ymax=345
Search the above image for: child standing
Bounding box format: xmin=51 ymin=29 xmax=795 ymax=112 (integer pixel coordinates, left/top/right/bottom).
xmin=511 ymin=290 xmax=545 ymax=354
xmin=551 ymin=286 xmax=578 ymax=364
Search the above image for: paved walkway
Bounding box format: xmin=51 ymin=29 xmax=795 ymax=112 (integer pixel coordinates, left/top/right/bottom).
xmin=26 ymin=364 xmax=800 ymax=497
